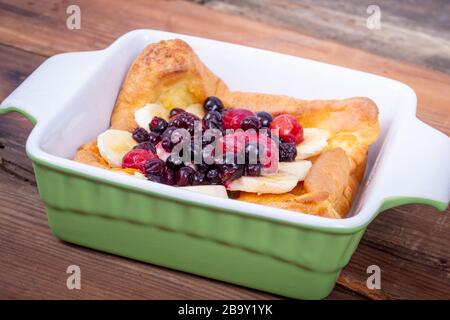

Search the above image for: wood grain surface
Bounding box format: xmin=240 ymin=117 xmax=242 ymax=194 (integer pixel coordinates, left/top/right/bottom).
xmin=191 ymin=0 xmax=450 ymax=74
xmin=0 ymin=0 xmax=449 ymax=300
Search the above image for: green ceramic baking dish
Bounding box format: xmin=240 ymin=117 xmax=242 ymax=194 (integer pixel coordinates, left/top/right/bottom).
xmin=1 ymin=29 xmax=449 ymax=299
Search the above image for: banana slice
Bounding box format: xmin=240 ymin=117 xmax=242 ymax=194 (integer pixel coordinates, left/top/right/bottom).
xmin=296 ymin=128 xmax=329 ymax=160
xmin=180 ymin=185 xmax=229 ymax=198
xmin=184 ymin=103 xmax=205 ymax=119
xmin=134 ymin=103 xmax=170 ymax=131
xmin=278 ymin=160 xmax=312 ymax=181
xmin=97 ymin=129 xmax=137 ymax=168
xmin=227 ymin=171 xmax=299 ymax=194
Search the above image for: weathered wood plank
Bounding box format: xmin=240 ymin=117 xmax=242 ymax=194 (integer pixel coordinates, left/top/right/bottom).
xmin=194 ymin=0 xmax=450 ymax=74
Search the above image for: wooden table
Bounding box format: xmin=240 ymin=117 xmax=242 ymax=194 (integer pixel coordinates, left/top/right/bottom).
xmin=0 ymin=0 xmax=449 ymax=300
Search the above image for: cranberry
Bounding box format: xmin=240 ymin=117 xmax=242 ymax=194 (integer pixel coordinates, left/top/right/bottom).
xmin=169 ymin=108 xmax=185 ymax=118
xmin=222 ymin=108 xmax=254 ymax=130
xmin=203 ymin=96 xmax=224 ymax=113
xmin=245 ymin=163 xmax=262 ymax=176
xmin=279 ymin=142 xmax=297 ymax=162
xmin=143 ymin=158 xmax=165 ymax=176
xmin=241 ymin=116 xmax=261 ymax=131
xmin=256 ymin=111 xmax=273 ymax=128
xmin=176 ymin=166 xmax=195 ymax=186
xmin=150 ymin=117 xmax=168 ymax=134
xmin=270 ymin=114 xmax=303 ymax=144
xmin=252 ymin=134 xmax=279 ymax=173
xmin=133 ymin=141 xmax=156 ymax=154
xmin=122 ymin=149 xmax=157 ymax=171
xmin=132 ymin=127 xmax=150 ymax=143
xmin=218 ymin=131 xmax=247 ymax=155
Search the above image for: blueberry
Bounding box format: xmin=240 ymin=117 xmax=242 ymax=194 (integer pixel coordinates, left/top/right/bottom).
xmin=150 ymin=117 xmax=168 ymax=134
xmin=169 ymin=108 xmax=185 ymax=118
xmin=217 ymin=163 xmax=244 ymax=182
xmin=256 ymin=111 xmax=273 ymax=128
xmin=147 ymin=132 xmax=161 ymax=145
xmin=279 ymin=142 xmax=297 ymax=162
xmin=206 ymin=168 xmax=221 ymax=184
xmin=132 ymin=127 xmax=149 ymax=143
xmin=166 ymin=155 xmax=183 ymax=171
xmin=241 ymin=116 xmax=261 ymax=131
xmin=245 ymin=163 xmax=261 ymax=176
xmin=133 ymin=141 xmax=156 ymax=154
xmin=161 ymin=136 xmax=172 ymax=152
xmin=169 ymin=112 xmax=199 ymax=135
xmin=176 ymin=166 xmax=195 ymax=186
xmin=196 ymin=163 xmax=209 ymax=173
xmin=203 ymin=110 xmax=223 ymax=131
xmin=203 ymin=96 xmax=224 ymax=113
xmin=191 ymin=172 xmax=206 ymax=185
xmin=245 ymin=142 xmax=259 ymax=164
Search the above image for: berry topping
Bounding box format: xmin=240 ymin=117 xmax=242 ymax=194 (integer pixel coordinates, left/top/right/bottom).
xmin=122 ymin=149 xmax=157 ymax=171
xmin=133 ymin=141 xmax=156 ymax=154
xmin=241 ymin=116 xmax=261 ymax=131
xmin=256 ymin=111 xmax=273 ymax=128
xmin=150 ymin=116 xmax=168 ymax=134
xmin=132 ymin=127 xmax=150 ymax=143
xmin=222 ymin=108 xmax=254 ymax=130
xmin=279 ymin=142 xmax=297 ymax=162
xmin=203 ymin=96 xmax=224 ymax=113
xmin=270 ymin=114 xmax=303 ymax=144
xmin=169 ymin=108 xmax=185 ymax=118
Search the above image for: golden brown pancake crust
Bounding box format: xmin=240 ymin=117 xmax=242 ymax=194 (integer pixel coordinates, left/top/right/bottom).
xmin=74 ymin=39 xmax=379 ymax=219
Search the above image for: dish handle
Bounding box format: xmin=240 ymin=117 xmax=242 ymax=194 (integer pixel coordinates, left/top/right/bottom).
xmin=378 ymin=118 xmax=449 ymax=212
xmin=0 ymin=51 xmax=104 ymax=124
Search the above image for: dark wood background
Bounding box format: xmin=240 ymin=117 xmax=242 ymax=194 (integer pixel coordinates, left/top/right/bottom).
xmin=0 ymin=0 xmax=449 ymax=299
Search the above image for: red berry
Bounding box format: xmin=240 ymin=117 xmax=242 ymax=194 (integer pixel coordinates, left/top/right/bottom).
xmin=222 ymin=109 xmax=254 ymax=130
xmin=270 ymin=114 xmax=303 ymax=144
xmin=253 ymin=134 xmax=279 ymax=173
xmin=122 ymin=149 xmax=157 ymax=171
xmin=218 ymin=131 xmax=248 ymax=154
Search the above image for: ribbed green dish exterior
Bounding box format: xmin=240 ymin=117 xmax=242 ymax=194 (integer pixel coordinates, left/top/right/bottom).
xmin=32 ymin=160 xmax=366 ymax=299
